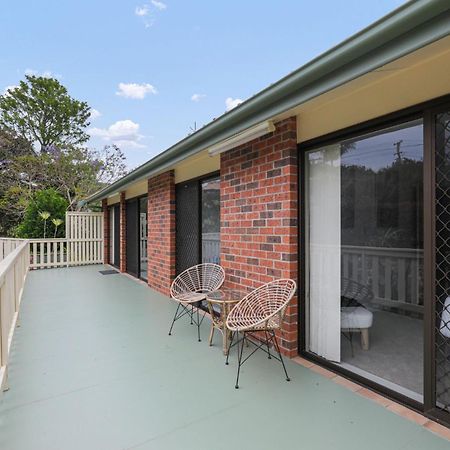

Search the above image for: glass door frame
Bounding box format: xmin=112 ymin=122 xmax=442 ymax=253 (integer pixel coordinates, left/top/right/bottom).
xmin=297 ymin=94 xmax=450 ymax=423
xmin=125 ymin=194 xmax=148 ymax=282
xmin=175 ymin=170 xmax=220 ymax=276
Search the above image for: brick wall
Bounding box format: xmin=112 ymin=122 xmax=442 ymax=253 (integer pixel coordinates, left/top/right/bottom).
xmin=147 ymin=171 xmax=176 ymax=296
xmin=220 ymin=117 xmax=298 ymax=356
xmin=102 ymin=199 xmax=110 ymax=265
xmin=119 ymin=192 xmax=127 ymax=273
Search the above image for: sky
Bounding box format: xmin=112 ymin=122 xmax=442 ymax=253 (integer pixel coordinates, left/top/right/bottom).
xmin=0 ymin=0 xmax=406 ymax=170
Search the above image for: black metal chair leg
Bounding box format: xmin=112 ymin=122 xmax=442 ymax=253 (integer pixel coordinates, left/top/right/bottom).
xmin=190 ymin=305 xmax=194 ymax=325
xmin=235 ymin=332 xmax=245 ymax=389
xmin=196 ymin=306 xmax=201 ymax=342
xmin=226 ymin=331 xmax=235 ymax=365
xmin=168 ymin=303 xmax=181 ymax=336
xmin=264 ymin=331 xmax=272 ymax=359
xmin=271 ymin=330 xmax=290 ymax=382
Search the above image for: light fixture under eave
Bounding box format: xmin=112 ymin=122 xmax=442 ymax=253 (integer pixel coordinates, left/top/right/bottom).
xmin=208 ymin=121 xmax=275 ymax=156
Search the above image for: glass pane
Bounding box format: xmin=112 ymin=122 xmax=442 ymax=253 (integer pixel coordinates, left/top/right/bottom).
xmin=201 ymin=178 xmax=220 ymax=264
xmin=139 ymin=196 xmax=148 ymax=280
xmin=435 ymin=111 xmax=450 ymax=413
xmin=306 ymin=119 xmax=424 ymax=401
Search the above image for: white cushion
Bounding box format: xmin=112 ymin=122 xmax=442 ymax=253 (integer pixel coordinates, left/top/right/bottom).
xmin=341 ymin=306 xmax=373 ymax=329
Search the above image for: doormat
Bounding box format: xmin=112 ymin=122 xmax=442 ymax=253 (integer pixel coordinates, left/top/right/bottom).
xmin=99 ymin=269 xmax=119 ymax=275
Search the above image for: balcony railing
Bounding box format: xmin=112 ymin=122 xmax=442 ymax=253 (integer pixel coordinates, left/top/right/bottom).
xmin=0 ymin=238 xmax=29 ymax=390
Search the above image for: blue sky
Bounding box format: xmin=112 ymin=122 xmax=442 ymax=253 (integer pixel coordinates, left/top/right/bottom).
xmin=0 ymin=0 xmax=405 ymax=169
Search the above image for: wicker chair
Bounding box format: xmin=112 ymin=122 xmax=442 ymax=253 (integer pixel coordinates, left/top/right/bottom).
xmin=225 ymin=279 xmax=297 ymax=388
xmin=169 ymin=263 xmax=225 ymax=341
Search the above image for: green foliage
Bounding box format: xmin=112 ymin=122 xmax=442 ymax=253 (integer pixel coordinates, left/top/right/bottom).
xmin=16 ymin=189 xmax=68 ymax=238
xmin=0 ymin=75 xmax=91 ymax=152
xmin=0 ymin=76 xmax=128 ymax=237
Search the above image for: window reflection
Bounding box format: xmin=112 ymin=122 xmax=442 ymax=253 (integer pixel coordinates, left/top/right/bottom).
xmin=201 ymin=178 xmax=220 ymax=264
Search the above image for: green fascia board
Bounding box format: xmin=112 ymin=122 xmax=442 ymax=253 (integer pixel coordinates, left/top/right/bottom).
xmin=87 ymin=0 xmax=450 ymax=203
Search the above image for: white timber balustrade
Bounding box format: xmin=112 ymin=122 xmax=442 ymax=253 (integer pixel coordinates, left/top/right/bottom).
xmin=0 ymin=238 xmax=29 ymax=391
xmin=341 ymin=245 xmax=424 ymax=312
xmin=29 ymin=238 xmax=68 ymax=269
xmin=27 ymin=212 xmax=104 ymax=269
xmin=66 ymin=212 xmax=104 ymax=266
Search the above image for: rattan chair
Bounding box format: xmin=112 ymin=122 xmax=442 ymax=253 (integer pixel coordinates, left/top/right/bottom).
xmin=225 ymin=279 xmax=297 ymax=388
xmin=168 ymin=263 xmax=225 ymax=341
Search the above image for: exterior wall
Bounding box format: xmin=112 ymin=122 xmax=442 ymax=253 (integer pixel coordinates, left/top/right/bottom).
xmin=220 ymin=117 xmax=299 ymax=357
xmin=119 ymin=192 xmax=126 ymax=273
xmin=147 ymin=171 xmax=176 ymax=296
xmin=102 ymin=199 xmax=110 ymax=265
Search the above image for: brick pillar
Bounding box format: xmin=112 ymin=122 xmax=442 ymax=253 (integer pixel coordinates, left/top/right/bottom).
xmin=102 ymin=199 xmax=110 ymax=265
xmin=220 ymin=117 xmax=298 ymax=357
xmin=147 ymin=171 xmax=176 ymax=296
xmin=119 ymin=191 xmax=127 ymax=273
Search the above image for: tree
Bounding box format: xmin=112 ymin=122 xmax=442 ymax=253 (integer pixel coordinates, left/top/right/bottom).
xmin=16 ymin=189 xmax=68 ymax=238
xmin=0 ymin=76 xmax=91 ymax=152
xmin=45 ymin=144 xmax=127 ymax=210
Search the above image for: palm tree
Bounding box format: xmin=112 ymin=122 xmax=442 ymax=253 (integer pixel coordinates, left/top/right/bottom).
xmin=52 ymin=218 xmax=63 ymax=238
xmin=39 ymin=211 xmax=50 ymax=238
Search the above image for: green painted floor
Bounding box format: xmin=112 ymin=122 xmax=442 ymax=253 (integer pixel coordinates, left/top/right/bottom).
xmin=0 ymin=265 xmax=448 ymax=450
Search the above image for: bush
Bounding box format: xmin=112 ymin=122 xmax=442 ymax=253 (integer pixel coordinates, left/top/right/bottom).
xmin=16 ymin=189 xmax=68 ymax=238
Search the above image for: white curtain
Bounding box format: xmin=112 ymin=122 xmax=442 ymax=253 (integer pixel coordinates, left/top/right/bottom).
xmin=307 ymin=144 xmax=341 ymax=362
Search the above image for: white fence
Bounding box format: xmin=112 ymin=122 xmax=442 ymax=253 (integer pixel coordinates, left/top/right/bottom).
xmin=0 ymin=238 xmax=29 ymax=390
xmin=66 ymin=212 xmax=103 ymax=266
xmin=342 ymin=245 xmax=424 ymax=312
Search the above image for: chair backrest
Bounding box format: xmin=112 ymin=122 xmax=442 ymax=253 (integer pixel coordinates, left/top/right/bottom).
xmin=341 ymin=278 xmax=373 ymax=304
xmin=170 ymin=263 xmax=225 ymax=299
xmin=227 ymin=279 xmax=296 ymax=331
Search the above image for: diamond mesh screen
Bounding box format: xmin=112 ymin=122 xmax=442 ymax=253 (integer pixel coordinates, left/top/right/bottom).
xmin=176 ymin=181 xmax=200 ymax=275
xmin=435 ymin=111 xmax=450 ymax=412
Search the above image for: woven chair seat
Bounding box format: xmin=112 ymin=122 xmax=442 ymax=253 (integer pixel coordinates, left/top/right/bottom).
xmin=226 ymin=279 xmax=296 ymax=332
xmin=175 ymin=292 xmax=207 ymax=304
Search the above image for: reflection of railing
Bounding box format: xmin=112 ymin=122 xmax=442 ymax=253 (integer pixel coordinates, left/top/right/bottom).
xmin=0 ymin=238 xmax=29 ymax=390
xmin=202 ymin=233 xmax=220 ymax=264
xmin=342 ymin=245 xmax=424 ymax=311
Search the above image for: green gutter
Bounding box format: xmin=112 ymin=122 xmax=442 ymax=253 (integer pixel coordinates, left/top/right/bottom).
xmin=87 ymin=0 xmax=450 ymax=203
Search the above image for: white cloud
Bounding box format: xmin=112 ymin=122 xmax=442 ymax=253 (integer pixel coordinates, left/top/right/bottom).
xmin=225 ymin=97 xmax=243 ymax=111
xmin=90 ymin=108 xmax=101 ymax=120
xmin=191 ymin=93 xmax=205 ymax=102
xmin=116 ymin=82 xmax=157 ymax=99
xmin=24 ymin=68 xmax=55 ymax=78
xmin=151 ymin=0 xmax=167 ymax=10
xmin=89 ymin=120 xmax=145 ymax=148
xmin=135 ymin=5 xmax=149 ymax=16
xmin=135 ymin=1 xmax=166 ymax=28
xmin=2 ymin=85 xmax=18 ymax=96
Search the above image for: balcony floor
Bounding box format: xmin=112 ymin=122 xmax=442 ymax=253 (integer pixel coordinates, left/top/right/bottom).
xmin=0 ymin=265 xmax=448 ymax=450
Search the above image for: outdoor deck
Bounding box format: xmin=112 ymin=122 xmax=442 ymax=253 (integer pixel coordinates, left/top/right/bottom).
xmin=0 ymin=266 xmax=449 ymax=450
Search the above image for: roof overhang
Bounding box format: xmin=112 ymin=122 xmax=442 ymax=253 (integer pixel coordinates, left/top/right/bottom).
xmin=87 ymin=0 xmax=450 ymax=203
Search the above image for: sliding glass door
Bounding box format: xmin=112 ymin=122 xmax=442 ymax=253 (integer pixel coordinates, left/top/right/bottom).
xmin=139 ymin=196 xmax=148 ymax=280
xmin=175 ymin=174 xmax=220 ymax=275
xmin=305 ymin=119 xmax=424 ymax=401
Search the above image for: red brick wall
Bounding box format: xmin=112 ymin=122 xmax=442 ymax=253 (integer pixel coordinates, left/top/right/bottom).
xmin=102 ymin=199 xmax=110 ymax=265
xmin=147 ymin=171 xmax=176 ymax=295
xmin=119 ymin=192 xmax=127 ymax=273
xmin=220 ymin=117 xmax=298 ymax=356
